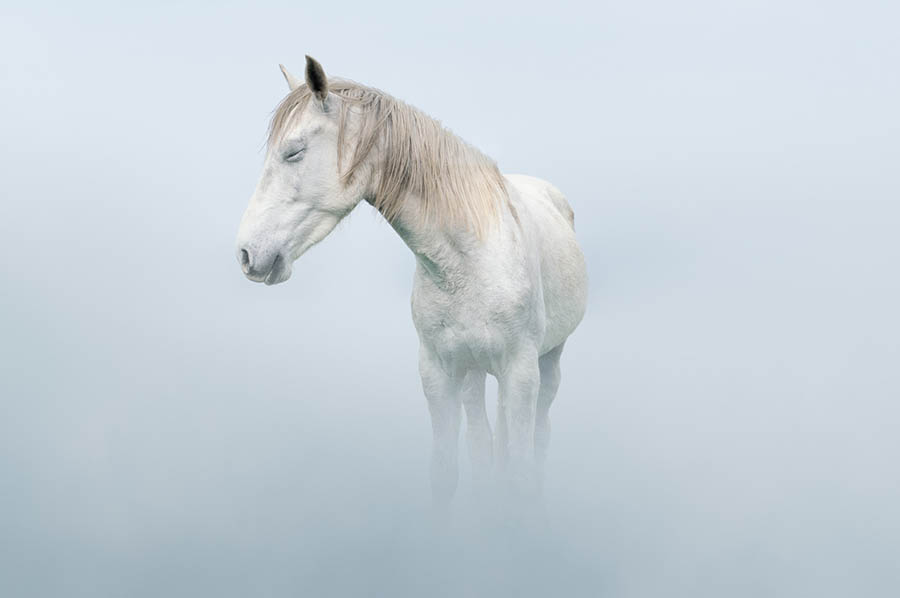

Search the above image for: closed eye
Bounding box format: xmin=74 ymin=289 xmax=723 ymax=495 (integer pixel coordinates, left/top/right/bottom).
xmin=283 ymin=147 xmax=306 ymax=162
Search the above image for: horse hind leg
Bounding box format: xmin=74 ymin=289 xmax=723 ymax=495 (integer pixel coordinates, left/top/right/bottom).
xmin=535 ymin=343 xmax=564 ymax=486
xmin=494 ymin=395 xmax=509 ymax=473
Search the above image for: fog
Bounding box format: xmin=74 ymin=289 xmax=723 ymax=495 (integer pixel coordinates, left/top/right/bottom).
xmin=2 ymin=1 xmax=899 ymax=596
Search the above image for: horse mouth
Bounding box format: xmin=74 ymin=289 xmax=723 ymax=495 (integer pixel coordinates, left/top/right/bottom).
xmin=263 ymin=254 xmax=289 ymax=285
xmin=239 ymin=251 xmax=289 ymax=285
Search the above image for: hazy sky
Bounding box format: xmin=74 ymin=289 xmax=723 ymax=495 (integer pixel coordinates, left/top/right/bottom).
xmin=1 ymin=1 xmax=899 ymax=596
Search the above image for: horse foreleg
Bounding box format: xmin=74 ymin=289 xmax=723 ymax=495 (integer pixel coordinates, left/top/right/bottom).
xmin=419 ymin=349 xmax=462 ymax=508
xmin=461 ymin=370 xmax=491 ymax=490
xmin=497 ymin=349 xmax=541 ymax=497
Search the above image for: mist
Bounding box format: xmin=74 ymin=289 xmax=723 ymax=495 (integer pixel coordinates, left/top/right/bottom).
xmin=2 ymin=1 xmax=899 ymax=596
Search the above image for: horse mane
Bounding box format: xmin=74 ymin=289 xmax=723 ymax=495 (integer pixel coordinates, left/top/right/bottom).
xmin=267 ymin=79 xmax=508 ymax=236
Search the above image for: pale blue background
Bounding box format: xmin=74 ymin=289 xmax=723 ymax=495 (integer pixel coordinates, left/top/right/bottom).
xmin=1 ymin=1 xmax=899 ymax=596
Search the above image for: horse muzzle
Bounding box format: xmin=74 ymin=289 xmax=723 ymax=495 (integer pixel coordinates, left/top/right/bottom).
xmin=237 ymin=248 xmax=290 ymax=285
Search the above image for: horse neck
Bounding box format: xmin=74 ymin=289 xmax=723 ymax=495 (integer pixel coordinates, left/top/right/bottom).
xmin=348 ymin=114 xmax=499 ymax=288
xmin=369 ymin=193 xmax=475 ymax=288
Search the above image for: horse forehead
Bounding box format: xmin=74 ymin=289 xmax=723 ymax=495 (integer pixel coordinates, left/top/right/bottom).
xmin=278 ymin=119 xmax=330 ymax=148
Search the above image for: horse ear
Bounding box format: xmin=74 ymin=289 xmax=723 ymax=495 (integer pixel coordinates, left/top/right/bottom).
xmin=305 ymin=55 xmax=329 ymax=103
xmin=279 ymin=64 xmax=301 ymax=91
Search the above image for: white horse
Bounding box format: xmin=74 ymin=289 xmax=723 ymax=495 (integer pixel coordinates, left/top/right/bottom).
xmin=236 ymin=56 xmax=587 ymax=503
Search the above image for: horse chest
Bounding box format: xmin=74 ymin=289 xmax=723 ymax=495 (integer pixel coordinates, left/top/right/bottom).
xmin=410 ymin=271 xmax=540 ymax=369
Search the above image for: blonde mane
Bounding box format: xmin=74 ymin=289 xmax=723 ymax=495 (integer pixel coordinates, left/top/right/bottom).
xmin=268 ymin=79 xmax=509 ymax=236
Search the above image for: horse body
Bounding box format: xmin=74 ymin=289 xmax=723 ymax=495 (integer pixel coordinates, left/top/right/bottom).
xmin=236 ymin=56 xmax=587 ymax=503
xmin=407 ymin=173 xmax=586 ymax=371
xmin=403 ymin=172 xmax=587 ymax=499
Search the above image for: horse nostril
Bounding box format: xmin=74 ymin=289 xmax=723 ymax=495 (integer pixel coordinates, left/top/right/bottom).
xmin=240 ymin=249 xmax=251 ymax=273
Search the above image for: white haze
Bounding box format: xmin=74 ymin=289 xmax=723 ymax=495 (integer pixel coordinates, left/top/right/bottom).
xmin=1 ymin=1 xmax=899 ymax=596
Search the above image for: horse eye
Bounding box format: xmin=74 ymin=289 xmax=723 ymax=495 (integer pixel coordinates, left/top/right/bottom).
xmin=283 ymin=148 xmax=306 ymax=162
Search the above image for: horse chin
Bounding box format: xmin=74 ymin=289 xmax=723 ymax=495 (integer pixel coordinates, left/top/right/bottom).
xmin=263 ymin=257 xmax=292 ymax=286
